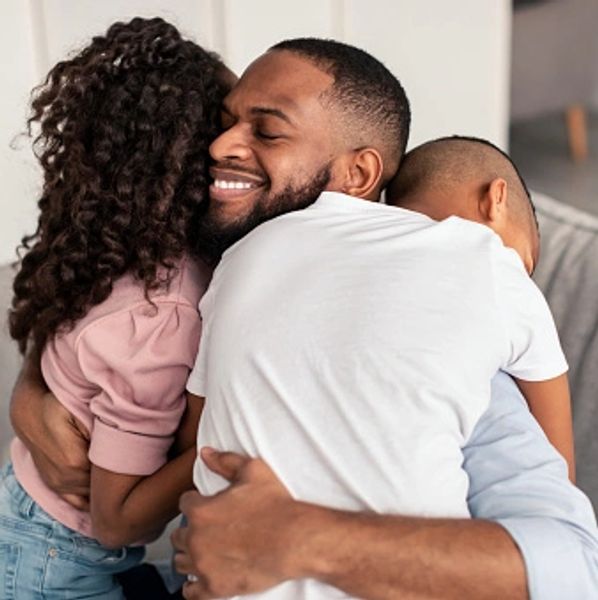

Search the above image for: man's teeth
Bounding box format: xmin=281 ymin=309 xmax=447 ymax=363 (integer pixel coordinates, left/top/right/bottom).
xmin=214 ymin=179 xmax=255 ymax=190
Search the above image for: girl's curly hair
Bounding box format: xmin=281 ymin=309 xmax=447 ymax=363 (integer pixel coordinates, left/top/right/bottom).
xmin=9 ymin=17 xmax=229 ymax=354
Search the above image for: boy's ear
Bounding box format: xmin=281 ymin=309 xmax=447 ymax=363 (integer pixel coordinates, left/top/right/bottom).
xmin=340 ymin=148 xmax=384 ymax=199
xmin=479 ymin=177 xmax=508 ymax=224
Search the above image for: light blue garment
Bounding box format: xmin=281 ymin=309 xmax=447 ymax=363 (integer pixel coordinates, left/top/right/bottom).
xmin=0 ymin=463 xmax=144 ymax=599
xmin=467 ymin=373 xmax=598 ymax=599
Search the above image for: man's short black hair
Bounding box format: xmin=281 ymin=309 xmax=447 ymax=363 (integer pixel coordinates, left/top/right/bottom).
xmin=270 ymin=38 xmax=411 ymax=185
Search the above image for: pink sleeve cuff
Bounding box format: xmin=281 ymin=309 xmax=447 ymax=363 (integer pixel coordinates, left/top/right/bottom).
xmin=88 ymin=418 xmax=173 ymax=476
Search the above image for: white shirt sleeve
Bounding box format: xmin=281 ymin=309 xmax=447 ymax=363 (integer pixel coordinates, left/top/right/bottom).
xmin=492 ymin=247 xmax=568 ymax=381
xmin=186 ymin=285 xmax=215 ymax=397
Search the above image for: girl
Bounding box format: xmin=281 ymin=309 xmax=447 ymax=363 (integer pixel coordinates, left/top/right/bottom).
xmin=1 ymin=17 xmax=229 ymax=599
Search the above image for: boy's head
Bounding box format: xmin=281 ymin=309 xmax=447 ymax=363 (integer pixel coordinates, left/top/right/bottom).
xmin=387 ymin=136 xmax=539 ymax=274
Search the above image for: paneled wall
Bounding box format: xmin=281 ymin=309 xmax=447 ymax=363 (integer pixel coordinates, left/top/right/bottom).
xmin=0 ymin=0 xmax=511 ymax=264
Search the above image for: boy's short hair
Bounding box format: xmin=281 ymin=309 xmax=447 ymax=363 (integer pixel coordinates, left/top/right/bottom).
xmin=388 ymin=135 xmax=536 ymax=229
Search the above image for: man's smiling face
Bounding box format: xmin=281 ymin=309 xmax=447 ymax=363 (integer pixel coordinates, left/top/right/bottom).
xmin=196 ymin=50 xmax=343 ymax=258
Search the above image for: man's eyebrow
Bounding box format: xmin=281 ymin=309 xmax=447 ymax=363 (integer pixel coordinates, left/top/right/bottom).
xmin=221 ymin=102 xmax=295 ymax=126
xmin=249 ymin=107 xmax=294 ymax=126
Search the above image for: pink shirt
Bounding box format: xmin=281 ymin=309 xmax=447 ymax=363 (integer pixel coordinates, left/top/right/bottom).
xmin=11 ymin=257 xmax=210 ymax=538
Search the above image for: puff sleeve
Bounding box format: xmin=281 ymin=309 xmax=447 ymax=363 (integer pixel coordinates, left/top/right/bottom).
xmin=75 ymin=300 xmax=201 ymax=476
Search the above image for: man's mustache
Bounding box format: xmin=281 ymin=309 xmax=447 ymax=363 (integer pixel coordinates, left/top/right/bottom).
xmin=211 ymin=160 xmax=266 ymax=181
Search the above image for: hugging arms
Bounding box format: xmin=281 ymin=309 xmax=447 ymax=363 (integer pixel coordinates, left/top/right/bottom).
xmin=11 ymin=361 xmax=598 ymax=599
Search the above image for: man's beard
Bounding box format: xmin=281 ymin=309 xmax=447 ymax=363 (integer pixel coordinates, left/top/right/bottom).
xmin=194 ymin=164 xmax=331 ymax=262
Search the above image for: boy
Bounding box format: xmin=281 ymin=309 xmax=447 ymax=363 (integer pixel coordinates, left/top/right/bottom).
xmin=386 ymin=135 xmax=574 ymax=479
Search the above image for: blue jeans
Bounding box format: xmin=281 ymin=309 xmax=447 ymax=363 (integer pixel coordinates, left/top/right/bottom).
xmin=0 ymin=463 xmax=144 ymax=599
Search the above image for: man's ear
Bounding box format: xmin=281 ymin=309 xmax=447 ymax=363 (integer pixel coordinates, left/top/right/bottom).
xmin=479 ymin=177 xmax=508 ymax=224
xmin=340 ymin=148 xmax=384 ymax=199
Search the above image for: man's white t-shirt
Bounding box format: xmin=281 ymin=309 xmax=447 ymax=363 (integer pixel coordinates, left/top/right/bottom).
xmin=187 ymin=191 xmax=567 ymax=599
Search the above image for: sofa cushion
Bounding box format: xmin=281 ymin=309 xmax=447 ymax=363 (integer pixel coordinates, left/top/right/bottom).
xmin=0 ymin=263 xmax=20 ymax=462
xmin=533 ymin=192 xmax=598 ymax=508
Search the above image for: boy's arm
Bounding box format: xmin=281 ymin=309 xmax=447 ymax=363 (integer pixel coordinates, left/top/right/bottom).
xmin=10 ymin=350 xmax=91 ymax=507
xmin=90 ymin=393 xmax=204 ymax=548
xmin=515 ymin=373 xmax=575 ymax=481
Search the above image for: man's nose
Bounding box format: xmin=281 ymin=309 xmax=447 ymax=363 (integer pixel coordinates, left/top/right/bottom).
xmin=209 ymin=124 xmax=252 ymax=163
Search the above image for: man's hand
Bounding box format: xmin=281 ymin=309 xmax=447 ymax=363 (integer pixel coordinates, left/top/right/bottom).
xmin=172 ymin=447 xmax=528 ymax=600
xmin=11 ymin=368 xmax=91 ymax=510
xmin=35 ymin=393 xmax=91 ymax=509
xmin=11 ymin=351 xmax=91 ymax=508
xmin=172 ymin=447 xmax=300 ymax=599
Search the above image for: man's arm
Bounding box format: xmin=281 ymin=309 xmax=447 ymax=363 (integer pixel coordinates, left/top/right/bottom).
xmin=9 ymin=350 xmax=91 ymax=508
xmin=174 ymin=449 xmax=525 ymax=600
xmin=172 ymin=373 xmax=598 ymax=599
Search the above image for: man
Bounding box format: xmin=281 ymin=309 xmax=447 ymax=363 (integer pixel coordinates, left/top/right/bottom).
xmin=171 ymin=39 xmax=598 ymax=599
xmin=11 ymin=39 xmax=598 ymax=599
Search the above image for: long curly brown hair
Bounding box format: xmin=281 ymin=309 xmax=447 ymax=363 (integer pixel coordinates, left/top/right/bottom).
xmin=9 ymin=17 xmax=229 ymax=354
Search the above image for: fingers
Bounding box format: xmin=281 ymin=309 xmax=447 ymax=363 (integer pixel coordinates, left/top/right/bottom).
xmin=171 ymin=522 xmax=189 ymax=552
xmin=171 ymin=525 xmax=194 ymax=575
xmin=178 ymin=489 xmax=208 ymax=517
xmin=36 ymin=456 xmax=90 ymax=498
xmin=70 ymin=414 xmax=91 ymax=441
xmin=200 ymin=447 xmax=249 ymax=482
xmin=61 ymin=493 xmax=89 ymax=511
xmin=172 ymin=526 xmax=209 ymax=598
xmin=182 ymin=579 xmax=212 ymax=600
xmin=173 ymin=548 xmax=195 ymax=577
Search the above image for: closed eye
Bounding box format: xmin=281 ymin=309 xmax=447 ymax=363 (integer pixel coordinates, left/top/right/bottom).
xmin=255 ymin=130 xmax=282 ymax=141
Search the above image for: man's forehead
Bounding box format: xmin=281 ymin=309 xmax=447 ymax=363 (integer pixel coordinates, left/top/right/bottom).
xmin=224 ymin=50 xmax=334 ymax=115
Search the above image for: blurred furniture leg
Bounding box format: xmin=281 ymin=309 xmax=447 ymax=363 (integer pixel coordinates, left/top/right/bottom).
xmin=565 ymin=104 xmax=589 ymax=162
xmin=511 ymin=0 xmax=598 ymax=161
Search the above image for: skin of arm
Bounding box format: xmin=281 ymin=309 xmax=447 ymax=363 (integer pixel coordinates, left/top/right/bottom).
xmin=172 ymin=373 xmax=598 ymax=600
xmin=173 ymin=449 xmax=526 ymax=600
xmin=10 ymin=341 xmax=203 ymax=548
xmin=515 ymin=373 xmax=575 ymax=482
xmin=90 ymin=393 xmax=204 ymax=549
xmin=9 ymin=350 xmax=91 ymax=509
xmin=171 ymin=393 xmax=206 ymax=456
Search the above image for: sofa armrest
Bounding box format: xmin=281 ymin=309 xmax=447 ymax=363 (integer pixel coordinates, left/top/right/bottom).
xmin=533 ymin=192 xmax=598 ymax=509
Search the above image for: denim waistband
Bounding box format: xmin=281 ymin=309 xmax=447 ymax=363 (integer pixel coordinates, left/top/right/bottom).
xmin=1 ymin=461 xmax=38 ymax=520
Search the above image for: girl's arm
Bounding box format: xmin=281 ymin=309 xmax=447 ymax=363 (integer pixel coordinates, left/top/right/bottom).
xmin=515 ymin=373 xmax=575 ymax=482
xmin=90 ymin=393 xmax=204 ymax=548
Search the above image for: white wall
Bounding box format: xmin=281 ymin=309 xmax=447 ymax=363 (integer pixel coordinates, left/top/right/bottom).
xmin=0 ymin=0 xmax=40 ymax=266
xmin=345 ymin=0 xmax=512 ymax=148
xmin=0 ymin=0 xmax=512 ymax=264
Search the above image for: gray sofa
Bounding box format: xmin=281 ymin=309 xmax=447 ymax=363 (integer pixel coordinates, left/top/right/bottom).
xmin=532 ymin=193 xmax=598 ymax=505
xmin=1 ymin=192 xmax=597 ymax=514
